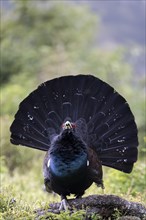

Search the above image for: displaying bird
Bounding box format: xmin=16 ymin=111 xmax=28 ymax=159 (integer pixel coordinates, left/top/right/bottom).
xmin=10 ymin=74 xmax=138 ymax=210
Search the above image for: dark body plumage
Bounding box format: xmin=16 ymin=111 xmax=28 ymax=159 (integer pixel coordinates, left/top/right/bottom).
xmin=43 ymin=129 xmax=103 ymax=198
xmin=10 ymin=75 xmax=138 ymax=207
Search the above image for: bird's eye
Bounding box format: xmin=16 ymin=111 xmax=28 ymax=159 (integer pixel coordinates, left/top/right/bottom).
xmin=71 ymin=123 xmax=76 ymax=128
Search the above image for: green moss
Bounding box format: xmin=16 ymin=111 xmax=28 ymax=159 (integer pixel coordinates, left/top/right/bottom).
xmin=37 ymin=210 xmax=86 ymax=220
xmin=104 ymin=161 xmax=146 ymax=201
xmin=0 ymin=157 xmax=145 ymax=219
xmin=0 ymin=187 xmax=35 ymax=219
xmin=0 ymin=187 xmax=86 ymax=220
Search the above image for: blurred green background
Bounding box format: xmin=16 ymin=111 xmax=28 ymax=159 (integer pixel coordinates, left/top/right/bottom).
xmin=0 ymin=0 xmax=145 ymax=219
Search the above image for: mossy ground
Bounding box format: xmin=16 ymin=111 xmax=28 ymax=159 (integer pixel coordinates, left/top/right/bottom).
xmin=0 ymin=156 xmax=145 ymax=220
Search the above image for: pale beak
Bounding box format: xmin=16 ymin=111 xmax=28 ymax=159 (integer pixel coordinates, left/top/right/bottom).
xmin=63 ymin=121 xmax=72 ymax=130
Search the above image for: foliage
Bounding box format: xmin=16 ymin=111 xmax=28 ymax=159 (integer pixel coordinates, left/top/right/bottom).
xmin=90 ymin=213 xmax=102 ymax=220
xmin=104 ymin=162 xmax=146 ymax=200
xmin=1 ymin=77 xmax=36 ymax=116
xmin=0 ymin=115 xmax=44 ymax=174
xmin=0 ymin=187 xmax=35 ymax=219
xmin=38 ymin=210 xmax=86 ymax=220
xmin=0 ymin=160 xmax=145 ymax=219
xmin=112 ymin=208 xmax=122 ymax=219
xmin=1 ymin=1 xmax=96 ymax=84
xmin=1 ymin=1 xmax=145 ymax=219
xmin=0 ymin=184 xmax=85 ymax=220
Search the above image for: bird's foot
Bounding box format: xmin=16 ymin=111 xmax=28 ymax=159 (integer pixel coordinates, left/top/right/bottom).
xmin=59 ymin=199 xmax=70 ymax=211
xmin=95 ymin=182 xmax=105 ymax=194
xmin=76 ymin=195 xmax=82 ymax=199
xmin=101 ymin=183 xmax=105 ymax=194
xmin=102 ymin=187 xmax=105 ymax=194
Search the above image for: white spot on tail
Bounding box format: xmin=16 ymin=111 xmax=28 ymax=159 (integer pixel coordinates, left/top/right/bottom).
xmin=47 ymin=159 xmax=50 ymax=168
xmin=87 ymin=160 xmax=89 ymax=166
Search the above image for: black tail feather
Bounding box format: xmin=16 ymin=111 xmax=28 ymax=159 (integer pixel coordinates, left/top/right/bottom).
xmin=10 ymin=75 xmax=138 ymax=172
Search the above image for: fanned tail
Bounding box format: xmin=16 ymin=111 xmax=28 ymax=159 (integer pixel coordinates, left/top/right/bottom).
xmin=10 ymin=75 xmax=138 ymax=173
xmin=85 ymin=78 xmax=138 ymax=173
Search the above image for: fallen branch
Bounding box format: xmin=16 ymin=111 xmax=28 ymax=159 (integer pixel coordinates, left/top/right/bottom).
xmin=36 ymin=195 xmax=146 ymax=219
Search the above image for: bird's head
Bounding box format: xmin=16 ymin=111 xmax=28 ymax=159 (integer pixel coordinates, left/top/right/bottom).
xmin=62 ymin=121 xmax=76 ymax=130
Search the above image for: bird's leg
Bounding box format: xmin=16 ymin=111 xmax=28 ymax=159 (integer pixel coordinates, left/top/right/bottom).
xmin=59 ymin=195 xmax=70 ymax=211
xmin=76 ymin=191 xmax=84 ymax=199
xmin=101 ymin=181 xmax=105 ymax=194
xmin=96 ymin=181 xmax=105 ymax=194
xmin=76 ymin=195 xmax=82 ymax=199
xmin=102 ymin=187 xmax=105 ymax=194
